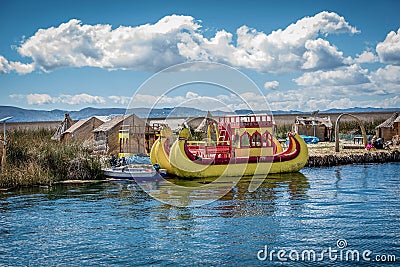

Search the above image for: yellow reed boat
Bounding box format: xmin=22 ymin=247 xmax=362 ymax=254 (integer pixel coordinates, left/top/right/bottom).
xmin=150 ymin=114 xmax=308 ymax=178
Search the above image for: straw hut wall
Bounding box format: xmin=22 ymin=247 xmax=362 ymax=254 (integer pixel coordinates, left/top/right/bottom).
xmin=293 ymin=116 xmax=333 ymax=141
xmin=61 ymin=116 xmax=106 ymax=142
xmin=375 ymin=112 xmax=400 ymax=141
xmin=93 ymin=114 xmax=147 ymax=156
xmin=395 ymin=116 xmax=400 ymax=136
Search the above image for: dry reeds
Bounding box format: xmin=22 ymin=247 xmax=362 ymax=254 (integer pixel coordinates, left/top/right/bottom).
xmin=0 ymin=129 xmax=104 ymax=188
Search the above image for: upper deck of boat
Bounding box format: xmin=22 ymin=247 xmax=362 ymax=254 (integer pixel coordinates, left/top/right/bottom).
xmin=218 ymin=114 xmax=274 ymax=129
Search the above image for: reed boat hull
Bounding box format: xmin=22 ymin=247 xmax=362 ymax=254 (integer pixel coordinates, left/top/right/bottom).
xmin=150 ymin=136 xmax=284 ymax=175
xmin=269 ymin=133 xmax=308 ymax=174
xmin=150 ymin=136 xmax=176 ymax=175
xmin=167 ymin=132 xmax=308 ymax=178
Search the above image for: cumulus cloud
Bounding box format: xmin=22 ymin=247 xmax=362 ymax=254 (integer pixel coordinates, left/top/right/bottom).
xmin=302 ymin=38 xmax=347 ymax=70
xmin=109 ymin=95 xmax=131 ymax=105
xmin=353 ymin=51 xmax=378 ymax=63
xmin=17 ymin=16 xmax=198 ymax=72
xmin=0 ymin=54 xmax=36 ymax=74
xmin=2 ymin=11 xmax=358 ymax=74
xmin=381 ymin=95 xmax=400 ymax=107
xmin=371 ymin=65 xmax=400 ymax=84
xmin=264 ymin=86 xmax=398 ymax=111
xmin=123 ymin=90 xmax=270 ymax=111
xmin=370 ymin=65 xmax=400 ymax=95
xmin=0 ymin=55 xmax=11 ymax=74
xmin=294 ymin=64 xmax=370 ymax=86
xmin=376 ymin=28 xmax=400 ymax=65
xmin=9 ymin=62 xmax=35 ymax=74
xmin=12 ymin=93 xmax=106 ymax=105
xmin=58 ymin=93 xmax=106 ymax=105
xmin=264 ymin=81 xmax=279 ymax=90
xmin=26 ymin=93 xmax=53 ymax=105
xmin=179 ymin=11 xmax=358 ymax=73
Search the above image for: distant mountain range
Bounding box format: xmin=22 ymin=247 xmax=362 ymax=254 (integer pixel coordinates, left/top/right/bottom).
xmin=0 ymin=106 xmax=398 ymax=122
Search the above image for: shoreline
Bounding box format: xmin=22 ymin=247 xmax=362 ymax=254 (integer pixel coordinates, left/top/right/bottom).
xmin=1 ymin=151 xmax=398 ymax=191
xmin=306 ymin=150 xmax=400 ymax=167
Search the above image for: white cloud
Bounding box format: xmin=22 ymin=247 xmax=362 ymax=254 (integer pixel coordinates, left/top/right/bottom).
xmin=125 ymin=91 xmax=270 ymax=111
xmin=108 ymin=95 xmax=131 ymax=105
xmin=0 ymin=54 xmax=35 ymax=74
xmin=376 ymin=28 xmax=400 ymax=65
xmin=58 ymin=94 xmax=106 ymax=105
xmin=0 ymin=55 xmax=11 ymax=74
xmin=185 ymin=91 xmax=199 ymax=99
xmin=13 ymin=93 xmax=106 ymax=105
xmin=179 ymin=11 xmax=358 ymax=73
xmin=302 ymin=38 xmax=346 ymax=70
xmin=370 ymin=64 xmax=400 ymax=84
xmin=17 ymin=16 xmax=198 ymax=72
xmin=381 ymin=95 xmax=400 ymax=107
xmin=353 ymin=51 xmax=378 ymax=63
xmin=326 ymin=98 xmax=354 ymax=109
xmin=9 ymin=94 xmax=25 ymax=100
xmin=1 ymin=11 xmax=358 ymax=74
xmin=26 ymin=93 xmax=53 ymax=105
xmin=264 ymin=81 xmax=279 ymax=90
xmin=294 ymin=64 xmax=370 ymax=86
xmin=264 ymin=86 xmax=399 ymax=111
xmin=13 ymin=88 xmax=399 ymax=111
xmin=9 ymin=61 xmax=35 ymax=74
xmin=368 ymin=64 xmax=400 ymax=95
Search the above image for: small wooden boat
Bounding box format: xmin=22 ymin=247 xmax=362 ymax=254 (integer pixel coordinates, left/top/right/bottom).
xmin=103 ymin=165 xmax=166 ymax=179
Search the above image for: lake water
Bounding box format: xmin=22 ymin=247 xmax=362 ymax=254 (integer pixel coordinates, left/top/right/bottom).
xmin=1 ymin=163 xmax=399 ymax=266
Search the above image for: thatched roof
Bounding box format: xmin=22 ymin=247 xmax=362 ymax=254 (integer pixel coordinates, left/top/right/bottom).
xmin=51 ymin=113 xmax=74 ymax=140
xmin=93 ymin=114 xmax=145 ymax=133
xmin=195 ymin=111 xmax=217 ymax=132
xmin=376 ymin=112 xmax=399 ymax=128
xmin=147 ymin=118 xmax=186 ymax=131
xmin=295 ymin=116 xmax=333 ymax=128
xmin=64 ymin=116 xmax=107 ymax=134
xmin=93 ymin=115 xmax=126 ymax=132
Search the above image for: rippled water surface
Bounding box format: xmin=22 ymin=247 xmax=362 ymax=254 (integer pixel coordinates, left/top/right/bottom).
xmin=1 ymin=163 xmax=399 ymax=266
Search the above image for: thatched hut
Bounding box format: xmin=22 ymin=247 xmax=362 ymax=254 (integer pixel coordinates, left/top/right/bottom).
xmin=93 ymin=114 xmax=147 ymax=156
xmin=147 ymin=118 xmax=186 ymax=132
xmin=395 ymin=116 xmax=400 ymax=137
xmin=293 ymin=116 xmax=333 ymax=141
xmin=375 ymin=112 xmax=400 ymax=141
xmin=190 ymin=111 xmax=219 ymax=141
xmin=51 ymin=114 xmax=74 ymax=141
xmin=192 ymin=111 xmax=217 ymax=132
xmin=60 ymin=116 xmax=107 ymax=142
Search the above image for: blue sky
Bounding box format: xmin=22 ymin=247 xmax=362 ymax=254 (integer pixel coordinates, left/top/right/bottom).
xmin=0 ymin=0 xmax=399 ymax=111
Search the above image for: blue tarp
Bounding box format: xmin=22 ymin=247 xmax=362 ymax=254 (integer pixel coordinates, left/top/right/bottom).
xmin=300 ymin=135 xmax=319 ymax=144
xmin=124 ymin=155 xmax=151 ymax=165
xmin=286 ymin=135 xmax=319 ymax=145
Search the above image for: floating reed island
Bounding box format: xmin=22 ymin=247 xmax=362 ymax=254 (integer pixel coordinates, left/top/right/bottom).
xmin=0 ymin=129 xmax=104 ymax=189
xmin=307 ymin=150 xmax=400 ymax=167
xmin=306 ymin=142 xmax=400 ymax=167
xmin=1 ymin=128 xmax=399 ymax=189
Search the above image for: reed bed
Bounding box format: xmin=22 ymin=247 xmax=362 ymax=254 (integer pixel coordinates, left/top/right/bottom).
xmin=306 ymin=150 xmax=400 ymax=167
xmin=0 ymin=129 xmax=104 ymax=188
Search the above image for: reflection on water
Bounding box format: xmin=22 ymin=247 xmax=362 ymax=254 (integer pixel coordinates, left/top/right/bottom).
xmin=135 ymin=172 xmax=309 ymax=208
xmin=207 ymin=172 xmax=309 ymax=218
xmin=0 ymin=163 xmax=399 ymax=266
